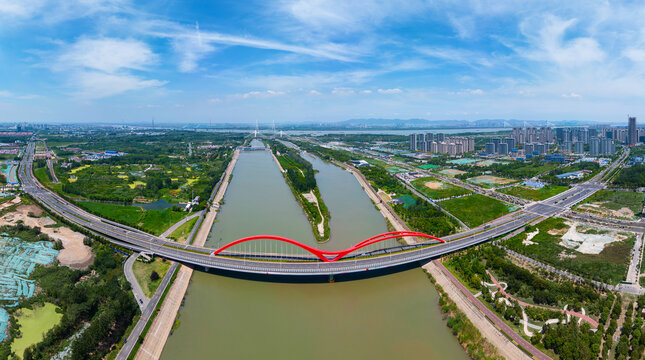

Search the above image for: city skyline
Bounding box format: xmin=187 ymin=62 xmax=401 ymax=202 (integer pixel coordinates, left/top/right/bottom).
xmin=1 ymin=1 xmax=645 ymax=123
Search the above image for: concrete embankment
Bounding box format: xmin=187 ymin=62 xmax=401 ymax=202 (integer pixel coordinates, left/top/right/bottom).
xmin=269 ymin=147 xmax=285 ymax=173
xmin=134 ymin=150 xmax=239 ymax=360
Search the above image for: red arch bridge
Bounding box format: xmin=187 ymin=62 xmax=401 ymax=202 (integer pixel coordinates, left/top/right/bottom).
xmin=18 ymin=138 xmax=605 ymax=276
xmin=211 ymin=231 xmax=445 ymax=262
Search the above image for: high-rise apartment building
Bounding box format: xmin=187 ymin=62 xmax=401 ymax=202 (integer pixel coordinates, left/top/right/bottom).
xmin=628 ymin=116 xmax=637 ymax=145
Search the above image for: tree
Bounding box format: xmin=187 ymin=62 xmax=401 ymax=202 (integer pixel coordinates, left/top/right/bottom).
xmin=150 ymin=271 xmax=160 ymax=281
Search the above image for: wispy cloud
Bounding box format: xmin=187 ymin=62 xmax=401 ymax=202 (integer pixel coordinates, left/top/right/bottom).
xmin=230 ymin=90 xmax=286 ymax=100
xmin=0 ymin=90 xmax=39 ymax=100
xmin=377 ymin=88 xmax=402 ymax=94
xmin=561 ymin=92 xmax=582 ymax=99
xmin=416 ymin=47 xmax=494 ymax=67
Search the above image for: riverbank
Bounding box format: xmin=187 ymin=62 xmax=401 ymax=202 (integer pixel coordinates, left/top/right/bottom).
xmin=134 ymin=149 xmax=240 ymax=360
xmin=339 ymin=160 xmax=534 ymax=360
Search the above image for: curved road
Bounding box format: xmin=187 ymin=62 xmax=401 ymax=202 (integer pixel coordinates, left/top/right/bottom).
xmin=18 ymin=141 xmax=628 ymax=276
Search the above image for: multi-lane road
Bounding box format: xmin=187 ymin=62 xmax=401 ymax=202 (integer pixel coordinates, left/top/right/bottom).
xmin=18 ymin=141 xmax=628 ymax=276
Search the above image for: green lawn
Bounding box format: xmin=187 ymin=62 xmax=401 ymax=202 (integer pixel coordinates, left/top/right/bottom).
xmin=34 ymin=167 xmax=63 ymax=193
xmin=498 ymin=184 xmax=569 ymax=201
xmin=79 ymin=201 xmax=187 ymax=235
xmin=12 ymin=303 xmax=62 ymax=358
xmin=439 ymin=194 xmax=513 ymax=227
xmin=80 ymin=201 xmax=144 ymax=225
xmin=504 ymin=217 xmax=634 ymax=284
xmin=168 ymin=216 xmax=199 ymax=242
xmin=411 ymin=176 xmax=472 ymax=199
xmin=574 ymin=190 xmax=643 ymax=220
xmin=132 ymin=257 xmax=172 ymax=297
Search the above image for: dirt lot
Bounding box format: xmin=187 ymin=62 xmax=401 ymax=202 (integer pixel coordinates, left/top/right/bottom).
xmin=0 ymin=205 xmax=93 ymax=269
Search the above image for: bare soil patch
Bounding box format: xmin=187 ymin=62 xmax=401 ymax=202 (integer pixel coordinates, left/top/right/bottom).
xmin=0 ymin=206 xmax=93 ymax=269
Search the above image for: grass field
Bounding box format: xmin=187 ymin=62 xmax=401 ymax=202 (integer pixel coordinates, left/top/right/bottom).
xmin=411 ymin=176 xmax=472 ymax=199
xmin=574 ymin=190 xmax=643 ymax=220
xmin=504 ymin=217 xmax=634 ymax=284
xmin=79 ymin=201 xmax=187 ymax=235
xmin=168 ymin=216 xmax=199 ymax=242
xmin=34 ymin=167 xmax=63 ymax=193
xmin=12 ymin=303 xmax=62 ymax=358
xmin=132 ymin=258 xmax=172 ymax=297
xmin=498 ymin=184 xmax=569 ymax=201
xmin=439 ymin=194 xmax=512 ymax=227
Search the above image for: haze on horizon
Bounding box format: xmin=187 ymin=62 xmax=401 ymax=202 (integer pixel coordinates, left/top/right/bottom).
xmin=0 ymin=0 xmax=644 ymax=124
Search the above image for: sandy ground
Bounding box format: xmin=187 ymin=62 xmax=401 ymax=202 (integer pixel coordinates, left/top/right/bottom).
xmin=578 ymin=202 xmax=636 ymax=220
xmin=135 ymin=150 xmax=239 ymax=360
xmin=376 ymin=189 xmax=392 ymax=203
xmin=0 ymin=205 xmax=93 ymax=269
xmin=424 ymin=181 xmax=444 ymax=189
xmin=440 ymin=169 xmax=466 ymax=176
xmin=560 ymin=221 xmax=620 ymax=254
xmin=522 ymin=228 xmax=539 ymax=246
xmin=302 ymin=191 xmax=324 ymax=237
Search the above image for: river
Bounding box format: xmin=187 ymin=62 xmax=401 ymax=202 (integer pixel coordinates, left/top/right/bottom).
xmin=161 ymin=147 xmax=467 ymax=359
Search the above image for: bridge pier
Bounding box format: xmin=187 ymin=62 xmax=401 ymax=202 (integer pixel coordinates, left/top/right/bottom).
xmin=328 ymin=274 xmax=335 ymax=283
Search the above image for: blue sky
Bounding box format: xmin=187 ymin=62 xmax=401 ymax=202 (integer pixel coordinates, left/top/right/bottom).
xmin=1 ymin=0 xmax=644 ymax=124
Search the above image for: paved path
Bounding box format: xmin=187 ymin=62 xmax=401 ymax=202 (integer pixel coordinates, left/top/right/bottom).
xmin=625 ymin=233 xmax=644 ymax=284
xmin=430 ymin=261 xmax=546 ymax=360
xmin=159 ymin=211 xmax=203 ymax=239
xmin=116 ymin=262 xmax=179 ymax=360
xmin=487 ymin=270 xmax=598 ymax=328
xmin=46 ymin=159 xmax=59 ymax=183
xmin=124 ymin=252 xmax=149 ymax=311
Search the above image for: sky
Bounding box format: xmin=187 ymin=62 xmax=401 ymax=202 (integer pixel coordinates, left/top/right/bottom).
xmin=0 ymin=0 xmax=644 ymax=125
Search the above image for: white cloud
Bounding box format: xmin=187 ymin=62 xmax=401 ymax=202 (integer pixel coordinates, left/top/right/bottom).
xmin=0 ymin=0 xmax=45 ymax=17
xmin=56 ymin=38 xmax=155 ymax=73
xmin=447 ymin=14 xmax=475 ymax=39
xmin=377 ymin=88 xmax=402 ymax=94
xmin=72 ymin=71 xmax=165 ymax=99
xmin=0 ymin=90 xmax=39 ymax=99
xmin=231 ymin=90 xmax=287 ymax=100
xmin=416 ymin=47 xmax=493 ymax=67
xmin=308 ymin=90 xmax=321 ymax=95
xmin=331 ymin=87 xmax=355 ymax=96
xmin=519 ymin=15 xmax=605 ymax=67
xmin=283 ymin=0 xmax=427 ymax=34
xmin=0 ymin=0 xmax=128 ymax=26
xmin=208 ymin=98 xmax=222 ymax=103
xmin=361 ymin=90 xmax=372 ymax=94
xmin=172 ymin=22 xmax=217 ymax=72
xmin=147 ymin=21 xmax=357 ymax=65
xmin=561 ymin=92 xmax=582 ymax=99
xmin=52 ymin=37 xmax=164 ymax=98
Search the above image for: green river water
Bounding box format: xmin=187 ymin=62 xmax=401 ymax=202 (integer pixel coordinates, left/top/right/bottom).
xmin=161 ymin=148 xmax=467 ymax=359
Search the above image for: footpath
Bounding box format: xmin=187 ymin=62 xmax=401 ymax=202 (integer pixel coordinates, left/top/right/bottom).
xmin=133 ymin=150 xmax=239 ymax=360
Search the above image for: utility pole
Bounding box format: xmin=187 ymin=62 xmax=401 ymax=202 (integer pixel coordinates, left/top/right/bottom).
xmin=152 ymin=117 xmax=155 ymax=130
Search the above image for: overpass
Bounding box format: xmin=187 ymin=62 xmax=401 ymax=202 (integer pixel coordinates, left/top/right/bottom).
xmin=18 ymin=141 xmax=627 ymax=277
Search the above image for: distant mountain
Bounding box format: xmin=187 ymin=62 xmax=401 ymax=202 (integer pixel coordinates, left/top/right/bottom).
xmin=333 ymin=118 xmax=545 ymax=129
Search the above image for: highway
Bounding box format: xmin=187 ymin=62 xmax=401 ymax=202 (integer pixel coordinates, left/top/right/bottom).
xmin=18 ymin=141 xmax=628 ymax=276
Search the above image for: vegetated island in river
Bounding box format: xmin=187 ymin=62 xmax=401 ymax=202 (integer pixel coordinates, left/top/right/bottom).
xmin=269 ymin=140 xmax=330 ymax=242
